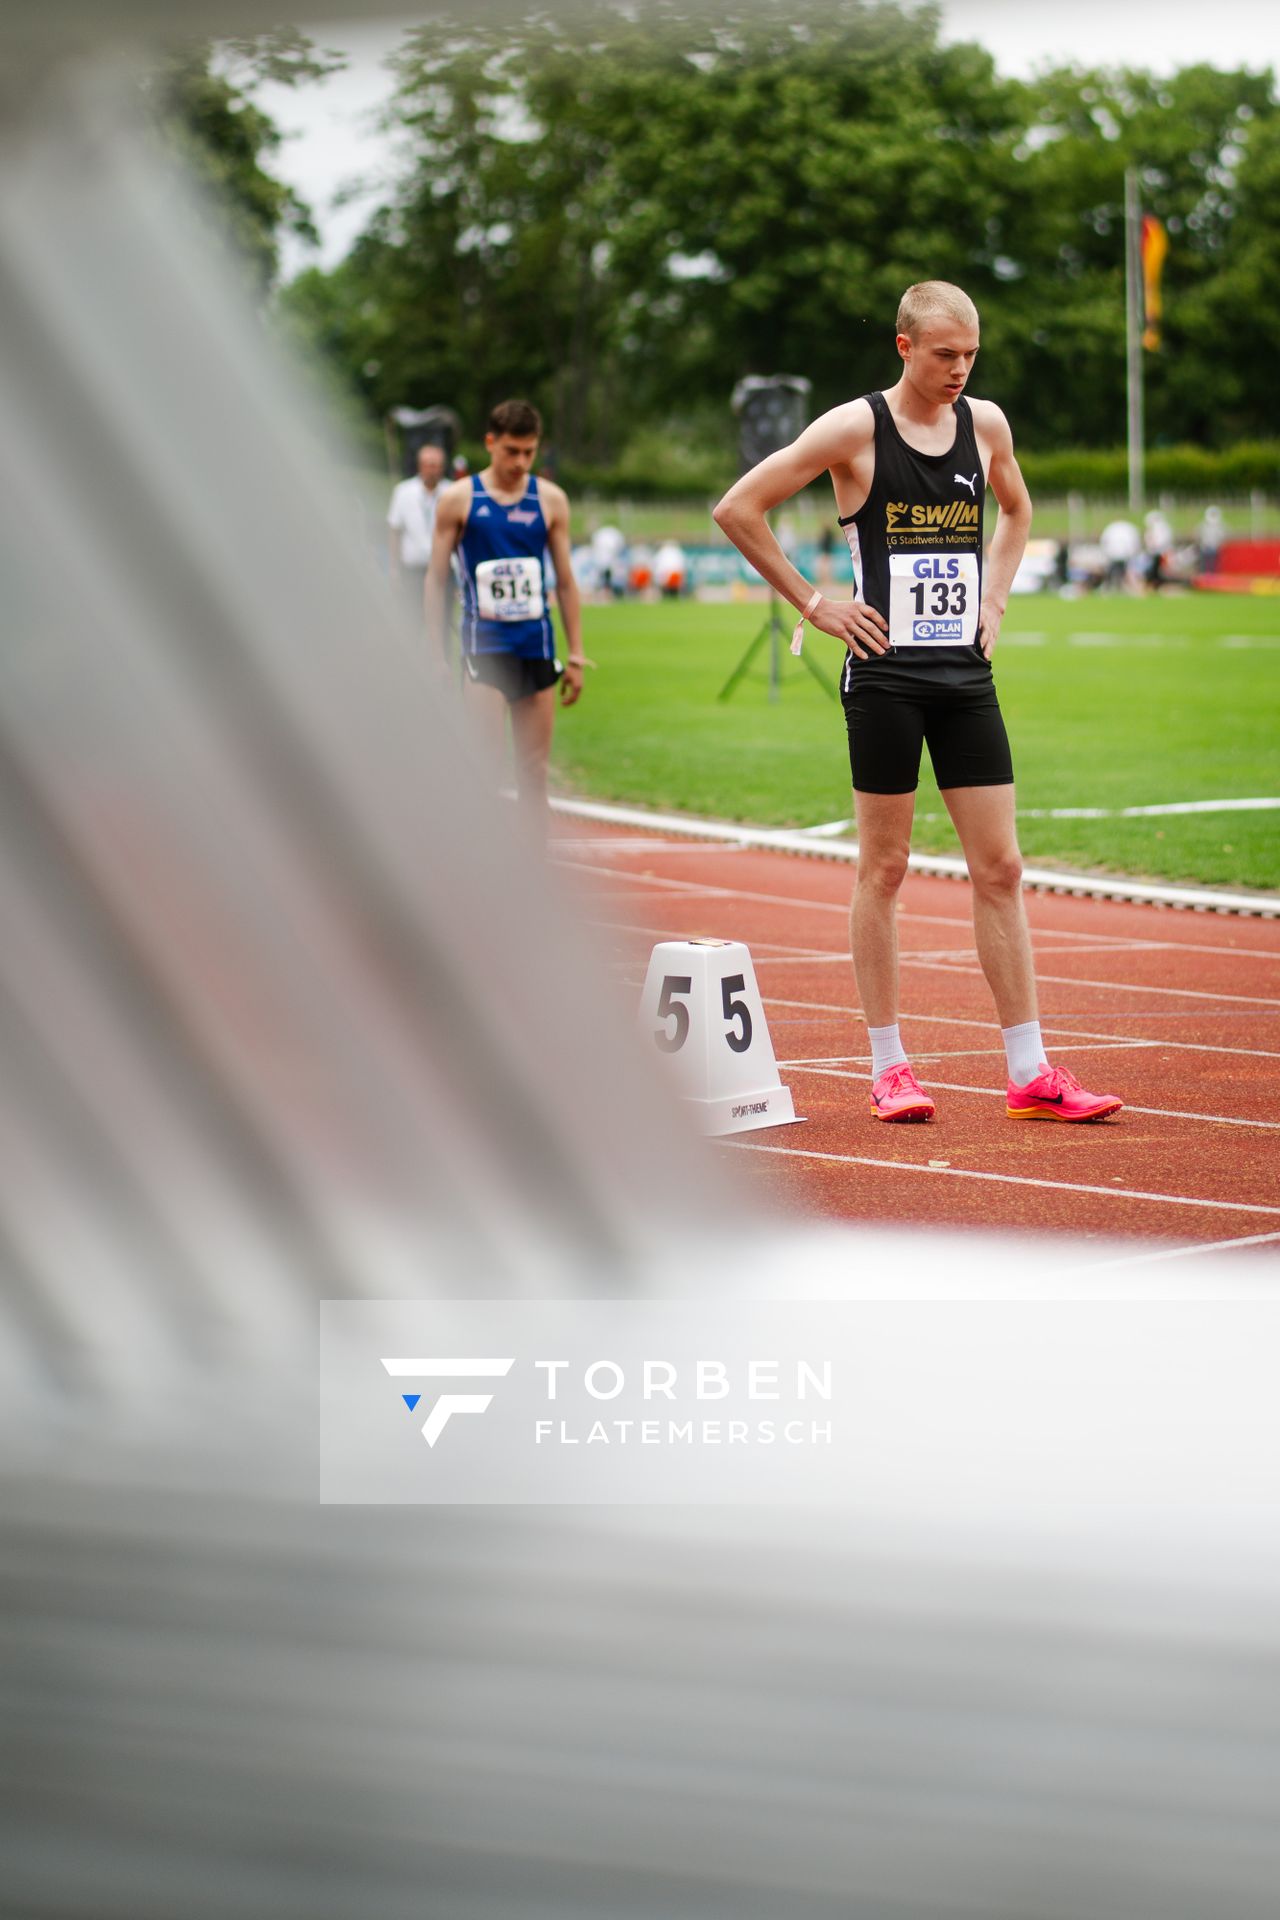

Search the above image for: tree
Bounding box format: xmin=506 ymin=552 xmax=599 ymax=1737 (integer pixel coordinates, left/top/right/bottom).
xmin=990 ymin=63 xmax=1278 ymax=446
xmin=277 ymin=10 xmax=1279 ymax=466
xmin=143 ymin=30 xmax=344 ymax=297
xmin=280 ymin=3 xmax=1023 ymax=461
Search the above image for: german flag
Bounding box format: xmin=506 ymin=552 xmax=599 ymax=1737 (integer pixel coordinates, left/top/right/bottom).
xmin=1141 ymin=214 xmax=1168 ymax=351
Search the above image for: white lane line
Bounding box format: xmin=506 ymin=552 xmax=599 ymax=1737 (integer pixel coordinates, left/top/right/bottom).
xmin=754 ymin=937 xmax=1280 ymax=968
xmin=561 ymin=859 xmax=851 ymax=917
xmin=560 ymin=855 xmax=1280 ymax=961
xmin=912 ymin=958 xmax=1280 ymax=1009
xmin=762 ymin=993 xmax=1280 ymax=1055
xmin=777 ymin=1041 xmax=1153 ymax=1067
xmin=720 ymin=1141 xmax=1280 ymax=1218
xmin=554 ymin=838 xmax=743 ymax=854
xmin=783 ymin=1064 xmax=1280 ymax=1131
xmin=1077 ymin=1230 xmax=1280 ymax=1272
xmin=766 ymin=996 xmax=858 ymax=1016
xmin=906 ymin=943 xmax=1171 ymax=963
xmin=576 ymin=887 xmax=755 ymax=906
xmin=589 ymin=918 xmax=823 ymax=956
xmin=1067 ymin=632 xmax=1184 ymax=646
xmin=1023 ymin=798 xmax=1280 ymax=819
xmin=918 ymin=799 xmax=1280 ymax=822
xmin=754 ymin=952 xmax=856 ymax=965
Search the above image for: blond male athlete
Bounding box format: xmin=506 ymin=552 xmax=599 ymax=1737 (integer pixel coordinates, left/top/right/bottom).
xmin=427 ymin=398 xmax=586 ymax=813
xmin=714 ymin=282 xmax=1121 ymax=1124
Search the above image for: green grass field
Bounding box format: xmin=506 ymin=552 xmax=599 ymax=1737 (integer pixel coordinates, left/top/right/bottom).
xmin=573 ymin=493 xmax=1280 ymax=547
xmin=552 ymin=592 xmax=1280 ymax=892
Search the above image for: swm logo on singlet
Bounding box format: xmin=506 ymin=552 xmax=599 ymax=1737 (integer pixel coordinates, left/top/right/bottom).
xmin=886 ymin=500 xmax=980 ymax=533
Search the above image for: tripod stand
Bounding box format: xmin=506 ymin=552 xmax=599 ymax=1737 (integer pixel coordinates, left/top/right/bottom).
xmin=717 ymin=587 xmax=837 ymax=705
xmin=717 ymin=379 xmax=836 ymax=705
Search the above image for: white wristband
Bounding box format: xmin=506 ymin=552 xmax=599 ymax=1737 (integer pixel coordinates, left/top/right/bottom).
xmin=791 ymin=588 xmax=823 ymax=657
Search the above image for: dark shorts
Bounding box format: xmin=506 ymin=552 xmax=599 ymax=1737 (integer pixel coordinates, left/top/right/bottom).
xmin=464 ymin=653 xmax=562 ymax=703
xmin=840 ymin=644 xmax=1014 ymax=794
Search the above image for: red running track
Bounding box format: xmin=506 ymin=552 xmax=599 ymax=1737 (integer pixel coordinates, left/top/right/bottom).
xmin=554 ymin=821 xmax=1280 ymax=1262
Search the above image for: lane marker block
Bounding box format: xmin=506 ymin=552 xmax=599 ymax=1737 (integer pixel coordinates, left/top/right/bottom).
xmin=639 ymin=938 xmax=802 ymax=1136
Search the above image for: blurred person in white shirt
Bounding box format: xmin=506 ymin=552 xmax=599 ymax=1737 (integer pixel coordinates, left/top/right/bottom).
xmin=1099 ymin=517 xmax=1141 ymax=592
xmin=388 ymin=443 xmax=447 ymax=635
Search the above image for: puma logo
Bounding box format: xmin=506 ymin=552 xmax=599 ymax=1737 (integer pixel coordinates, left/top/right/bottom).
xmin=955 ymin=472 xmax=978 ymax=498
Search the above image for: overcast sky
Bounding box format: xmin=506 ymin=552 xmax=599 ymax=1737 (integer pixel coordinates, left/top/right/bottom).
xmin=256 ymin=3 xmax=1278 ymax=277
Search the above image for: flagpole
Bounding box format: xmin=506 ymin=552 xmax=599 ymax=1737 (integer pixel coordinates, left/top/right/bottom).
xmin=1124 ymin=167 xmax=1144 ymax=515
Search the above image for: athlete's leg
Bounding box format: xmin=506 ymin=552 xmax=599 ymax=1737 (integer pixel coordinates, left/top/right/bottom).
xmin=461 ymin=674 xmax=511 ymax=782
xmin=939 ymin=783 xmax=1038 ymax=1028
xmin=850 ymin=788 xmax=916 ymax=1027
xmin=508 ymin=685 xmax=557 ymax=810
xmin=852 ymin=788 xmax=936 ymax=1120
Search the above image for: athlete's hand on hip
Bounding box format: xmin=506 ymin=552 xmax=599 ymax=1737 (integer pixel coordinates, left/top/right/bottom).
xmin=560 ymin=658 xmax=586 ymax=706
xmin=809 ymin=595 xmax=889 ymax=660
xmin=977 ymin=600 xmax=1004 ymax=660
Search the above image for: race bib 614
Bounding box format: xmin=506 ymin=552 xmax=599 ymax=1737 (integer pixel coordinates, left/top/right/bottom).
xmin=476 ymin=556 xmax=544 ymax=622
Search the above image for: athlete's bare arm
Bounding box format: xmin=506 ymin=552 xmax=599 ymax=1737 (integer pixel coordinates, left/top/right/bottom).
xmin=713 ymin=401 xmax=889 ymax=658
xmin=540 ymin=480 xmax=586 ymax=707
xmin=423 ymin=477 xmax=470 ymax=659
xmin=970 ymin=400 xmax=1032 ymax=661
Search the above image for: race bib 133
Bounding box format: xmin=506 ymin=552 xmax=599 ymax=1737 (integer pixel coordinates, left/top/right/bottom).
xmin=888 ymin=552 xmax=979 ymax=647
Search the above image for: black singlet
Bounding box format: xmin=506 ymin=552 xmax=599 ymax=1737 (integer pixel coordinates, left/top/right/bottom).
xmin=840 ymin=391 xmax=985 ymax=667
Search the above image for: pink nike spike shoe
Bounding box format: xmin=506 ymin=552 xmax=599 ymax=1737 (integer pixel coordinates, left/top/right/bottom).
xmin=870 ymin=1063 xmax=936 ymax=1123
xmin=1007 ymin=1064 xmax=1123 ymax=1122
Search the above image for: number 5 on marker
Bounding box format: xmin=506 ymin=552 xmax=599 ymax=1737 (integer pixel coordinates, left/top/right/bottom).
xmin=655 ymin=975 xmax=692 ymax=1053
xmin=639 ymin=940 xmax=799 ymax=1137
xmin=721 ymin=974 xmax=753 ymax=1053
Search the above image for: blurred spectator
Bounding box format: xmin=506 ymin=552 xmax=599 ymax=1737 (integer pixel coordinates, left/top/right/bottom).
xmin=1099 ymin=517 xmax=1141 ymax=591
xmin=653 ymin=539 xmax=687 ymax=597
xmin=451 ymin=453 xmax=470 ymax=480
xmin=590 ymin=524 xmax=628 ymax=597
xmin=1008 ymin=538 xmax=1060 ymax=595
xmin=817 ymin=523 xmax=836 ymax=588
xmin=388 ymin=442 xmax=446 ymax=620
xmin=628 ymin=544 xmax=654 ymax=594
xmin=1144 ymin=508 xmax=1173 ymax=590
xmin=1197 ymin=504 xmax=1225 ymax=572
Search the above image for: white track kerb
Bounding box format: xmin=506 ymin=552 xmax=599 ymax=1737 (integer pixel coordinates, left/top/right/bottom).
xmin=550 ymin=797 xmax=1280 ymax=919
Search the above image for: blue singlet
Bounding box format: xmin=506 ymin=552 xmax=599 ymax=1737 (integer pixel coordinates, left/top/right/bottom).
xmin=457 ymin=474 xmax=555 ymax=660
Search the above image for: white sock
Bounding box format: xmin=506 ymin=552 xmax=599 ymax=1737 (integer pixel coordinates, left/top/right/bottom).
xmin=1003 ymin=1020 xmax=1048 ymax=1087
xmin=868 ymin=1023 xmax=909 ymax=1078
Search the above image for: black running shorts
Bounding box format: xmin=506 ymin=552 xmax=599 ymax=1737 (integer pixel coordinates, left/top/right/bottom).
xmin=464 ymin=653 xmax=563 ymax=703
xmin=840 ymin=644 xmax=1014 ymax=794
